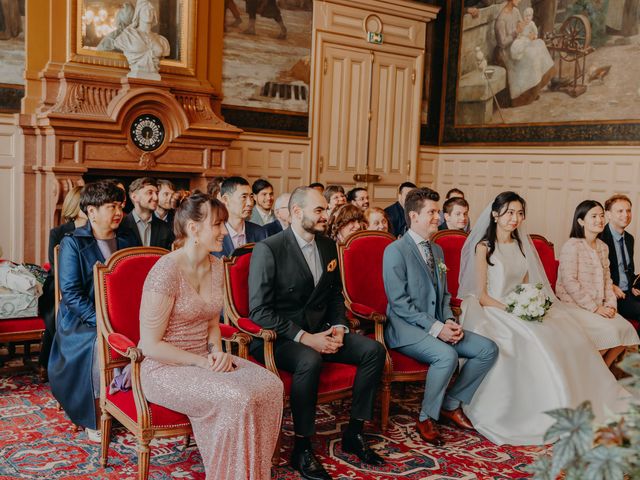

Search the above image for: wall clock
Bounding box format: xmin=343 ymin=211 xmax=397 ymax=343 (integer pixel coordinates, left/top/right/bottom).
xmin=130 ymin=114 xmax=165 ymax=151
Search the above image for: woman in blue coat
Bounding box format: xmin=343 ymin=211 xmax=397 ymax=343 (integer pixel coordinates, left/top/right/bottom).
xmin=48 ymin=180 xmax=136 ymax=439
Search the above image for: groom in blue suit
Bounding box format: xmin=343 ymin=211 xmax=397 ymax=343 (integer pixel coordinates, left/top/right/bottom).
xmin=383 ymin=187 xmax=498 ymax=445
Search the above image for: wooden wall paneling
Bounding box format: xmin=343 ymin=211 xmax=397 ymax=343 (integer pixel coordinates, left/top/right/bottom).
xmin=224 ymin=133 xmax=311 ymax=196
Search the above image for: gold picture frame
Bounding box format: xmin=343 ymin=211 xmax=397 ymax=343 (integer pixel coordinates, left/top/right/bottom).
xmin=70 ymin=0 xmax=196 ymax=76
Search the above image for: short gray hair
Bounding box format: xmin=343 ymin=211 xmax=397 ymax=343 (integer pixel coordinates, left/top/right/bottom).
xmin=275 ymin=192 xmax=291 ymax=210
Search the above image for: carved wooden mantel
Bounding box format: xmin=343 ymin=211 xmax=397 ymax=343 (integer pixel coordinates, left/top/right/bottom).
xmin=20 ymin=1 xmax=235 ymax=263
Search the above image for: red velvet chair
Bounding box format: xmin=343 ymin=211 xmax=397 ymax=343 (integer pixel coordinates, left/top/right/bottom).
xmin=432 ymin=229 xmax=469 ymax=317
xmin=223 ymin=245 xmax=358 ymax=464
xmin=338 ymin=230 xmax=429 ymax=431
xmin=94 ymin=247 xmax=251 ymax=480
xmin=530 ymin=234 xmax=559 ymax=291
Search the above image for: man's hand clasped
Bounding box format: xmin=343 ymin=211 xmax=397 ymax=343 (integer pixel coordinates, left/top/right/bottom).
xmin=301 ymin=326 xmax=344 ymax=354
xmin=438 ymin=319 xmax=464 ymax=345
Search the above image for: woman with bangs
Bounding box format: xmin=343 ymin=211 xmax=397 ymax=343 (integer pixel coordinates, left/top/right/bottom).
xmin=138 ymin=192 xmax=283 ymax=480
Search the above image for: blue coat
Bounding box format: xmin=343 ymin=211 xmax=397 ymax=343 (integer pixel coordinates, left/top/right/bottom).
xmin=214 ymin=221 xmax=267 ymax=257
xmin=48 ymin=223 xmax=136 ymax=429
xmin=382 ymin=233 xmax=454 ymax=349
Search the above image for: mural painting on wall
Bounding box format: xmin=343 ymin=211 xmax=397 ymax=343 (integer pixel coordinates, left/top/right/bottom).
xmin=222 ymin=0 xmax=313 ymax=117
xmin=442 ymin=0 xmax=640 ymax=143
xmin=80 ymin=0 xmax=183 ymax=62
xmin=0 ymin=0 xmax=25 ymax=112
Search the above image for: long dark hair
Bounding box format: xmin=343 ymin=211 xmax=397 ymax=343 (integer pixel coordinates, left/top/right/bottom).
xmin=569 ymin=200 xmax=604 ymax=239
xmin=479 ymin=191 xmax=526 ymax=265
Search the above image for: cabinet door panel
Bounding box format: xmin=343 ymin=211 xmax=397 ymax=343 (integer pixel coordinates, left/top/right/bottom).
xmin=316 ymin=44 xmax=372 ymax=188
xmin=368 ymin=51 xmax=421 ymax=206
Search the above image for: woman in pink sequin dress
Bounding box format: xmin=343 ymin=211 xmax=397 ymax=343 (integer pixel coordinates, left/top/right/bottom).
xmin=138 ymin=193 xmax=283 ymax=480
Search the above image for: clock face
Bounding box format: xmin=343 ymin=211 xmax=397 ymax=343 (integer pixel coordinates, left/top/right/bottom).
xmin=130 ymin=114 xmax=165 ymax=151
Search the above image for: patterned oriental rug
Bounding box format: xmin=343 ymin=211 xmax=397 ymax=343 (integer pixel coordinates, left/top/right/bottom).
xmin=0 ymin=374 xmax=549 ymax=479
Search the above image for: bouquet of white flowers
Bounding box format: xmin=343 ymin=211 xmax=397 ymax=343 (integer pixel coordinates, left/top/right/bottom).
xmin=504 ymin=283 xmax=553 ymax=323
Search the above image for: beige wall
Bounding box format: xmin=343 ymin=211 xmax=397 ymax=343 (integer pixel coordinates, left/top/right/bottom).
xmin=427 ymin=145 xmax=640 ymax=265
xmin=0 ymin=114 xmax=24 ymax=262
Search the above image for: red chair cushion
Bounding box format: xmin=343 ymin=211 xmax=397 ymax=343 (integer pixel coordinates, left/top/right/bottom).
xmin=365 ymin=333 xmax=429 ymax=374
xmin=107 ymin=332 xmax=135 ymax=354
xmin=341 ymin=235 xmax=394 ymax=318
xmin=237 ymin=317 xmax=262 ymax=334
xmin=0 ymin=316 xmax=45 ymax=335
xmin=248 ymin=356 xmax=357 ymax=396
xmin=450 ymin=297 xmax=462 ymax=308
xmin=104 ymin=254 xmax=162 ymax=359
xmin=228 ymin=254 xmax=252 ymax=318
xmin=433 ymin=232 xmax=467 ymax=300
xmin=389 ymin=349 xmax=429 ymax=374
xmin=219 ymin=323 xmax=241 ymax=338
xmin=350 ymin=302 xmax=377 ymax=318
xmin=106 ymin=390 xmax=190 ymax=428
xmin=531 ymin=238 xmax=558 ymax=291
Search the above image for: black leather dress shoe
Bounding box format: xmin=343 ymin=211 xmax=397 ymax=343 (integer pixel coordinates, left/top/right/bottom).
xmin=290 ymin=447 xmax=332 ymax=480
xmin=341 ymin=432 xmax=385 ymax=466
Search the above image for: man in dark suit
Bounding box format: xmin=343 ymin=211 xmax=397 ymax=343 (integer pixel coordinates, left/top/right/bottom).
xmin=263 ymin=192 xmax=291 ymax=237
xmin=601 ymin=194 xmax=640 ymax=327
xmin=216 ymin=176 xmax=267 ymax=257
xmin=121 ymin=177 xmax=173 ymax=250
xmin=384 ymin=181 xmax=416 ymax=237
xmin=249 ymin=187 xmax=386 ymax=480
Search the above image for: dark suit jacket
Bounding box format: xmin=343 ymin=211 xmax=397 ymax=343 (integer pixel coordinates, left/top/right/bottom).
xmin=215 ymin=220 xmax=267 ymax=257
xmin=263 ymin=220 xmax=284 ymax=237
xmin=248 ymin=227 xmax=348 ymax=341
xmin=121 ymin=211 xmax=174 ymax=250
xmin=385 ymin=201 xmax=406 ymax=237
xmin=600 ymin=224 xmax=636 ymax=289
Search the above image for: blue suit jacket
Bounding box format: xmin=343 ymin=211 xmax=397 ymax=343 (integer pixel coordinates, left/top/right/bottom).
xmin=383 ymin=233 xmax=454 ymax=349
xmin=214 ymin=220 xmax=267 ymax=257
xmin=48 ymin=223 xmax=137 ymax=429
xmin=384 ymin=202 xmax=406 ymax=237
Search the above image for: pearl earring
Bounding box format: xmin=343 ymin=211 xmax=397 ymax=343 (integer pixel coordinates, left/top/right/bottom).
xmin=194 ymin=238 xmax=199 ymax=246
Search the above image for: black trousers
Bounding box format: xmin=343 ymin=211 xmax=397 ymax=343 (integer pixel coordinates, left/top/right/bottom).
xmin=250 ymin=332 xmax=386 ymax=437
xmin=618 ymin=292 xmax=640 ymax=329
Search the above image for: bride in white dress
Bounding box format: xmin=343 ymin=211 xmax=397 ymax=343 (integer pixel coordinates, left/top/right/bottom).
xmin=458 ymin=191 xmax=631 ymax=445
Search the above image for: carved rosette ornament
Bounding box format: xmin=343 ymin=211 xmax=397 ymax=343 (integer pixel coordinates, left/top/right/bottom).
xmin=138 ymin=151 xmax=157 ymax=169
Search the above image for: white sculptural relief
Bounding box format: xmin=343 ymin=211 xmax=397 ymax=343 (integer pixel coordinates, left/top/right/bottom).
xmin=113 ymin=0 xmax=170 ymax=81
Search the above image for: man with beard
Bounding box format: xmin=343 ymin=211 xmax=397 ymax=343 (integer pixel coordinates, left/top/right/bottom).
xmin=249 ymin=186 xmax=386 ymax=480
xmin=121 ymin=177 xmax=173 ymax=250
xmin=155 ymin=179 xmax=176 ymax=226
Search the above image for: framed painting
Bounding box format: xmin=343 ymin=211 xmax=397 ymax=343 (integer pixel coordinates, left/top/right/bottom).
xmin=440 ymin=0 xmax=640 ymax=144
xmin=0 ymin=0 xmax=25 ymax=112
xmin=71 ymin=0 xmax=196 ymax=75
xmin=221 ymin=0 xmax=312 ymax=134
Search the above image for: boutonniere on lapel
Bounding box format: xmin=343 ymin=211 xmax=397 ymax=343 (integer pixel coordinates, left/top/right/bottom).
xmin=327 ymin=259 xmax=337 ymax=272
xmin=437 ymin=260 xmax=448 ymax=277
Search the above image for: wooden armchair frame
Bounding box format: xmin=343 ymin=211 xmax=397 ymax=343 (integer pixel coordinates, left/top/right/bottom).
xmin=94 ymin=247 xmax=251 ymax=480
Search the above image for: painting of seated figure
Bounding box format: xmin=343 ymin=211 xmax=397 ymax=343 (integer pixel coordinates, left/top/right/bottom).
xmin=442 ymin=0 xmax=640 ymax=143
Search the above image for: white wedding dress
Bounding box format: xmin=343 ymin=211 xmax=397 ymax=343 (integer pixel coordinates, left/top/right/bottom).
xmin=460 ymin=242 xmax=630 ymax=445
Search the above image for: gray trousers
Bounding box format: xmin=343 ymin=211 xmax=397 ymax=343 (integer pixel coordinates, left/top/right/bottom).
xmin=397 ymin=330 xmax=498 ymax=421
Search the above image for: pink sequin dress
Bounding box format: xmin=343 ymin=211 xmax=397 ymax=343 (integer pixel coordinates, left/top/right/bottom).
xmin=140 ymin=254 xmax=283 ymax=480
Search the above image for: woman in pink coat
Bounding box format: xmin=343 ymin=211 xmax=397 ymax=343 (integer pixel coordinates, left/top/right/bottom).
xmin=557 ymin=200 xmax=639 ymax=367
